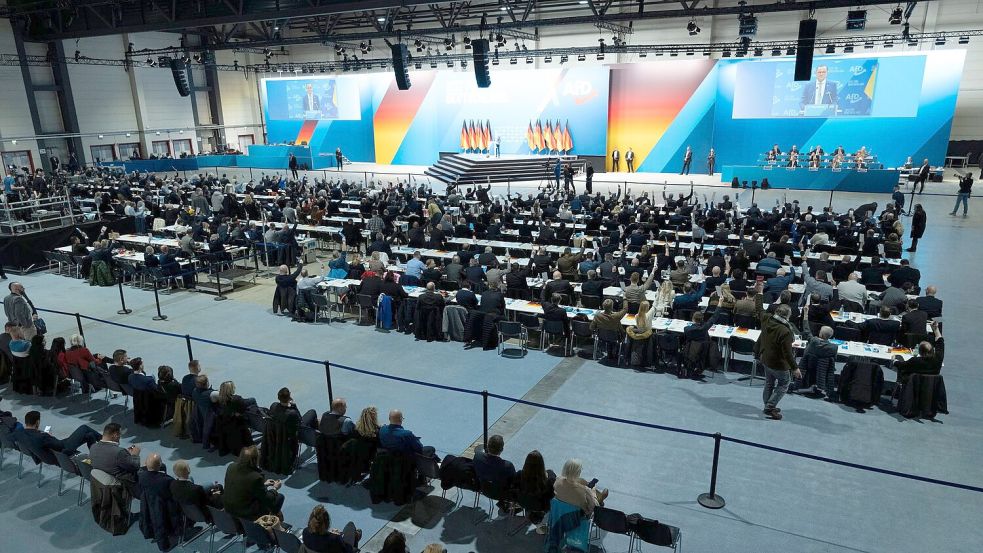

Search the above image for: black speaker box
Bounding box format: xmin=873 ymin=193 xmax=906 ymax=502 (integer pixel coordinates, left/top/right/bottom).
xmin=794 ymin=19 xmax=818 ymax=82
xmin=391 ymin=44 xmax=411 ymax=90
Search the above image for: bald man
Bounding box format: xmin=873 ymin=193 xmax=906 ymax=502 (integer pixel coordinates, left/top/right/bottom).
xmin=137 ymin=451 xmax=179 ymax=541
xmin=319 ymin=397 xmax=354 ymax=437
xmin=379 ymin=409 xmax=438 ymax=460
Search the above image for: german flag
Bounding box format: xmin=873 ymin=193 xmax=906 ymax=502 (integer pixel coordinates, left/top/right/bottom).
xmin=484 ymin=119 xmax=492 ymax=151
xmin=526 ymin=121 xmax=535 ymax=151
xmin=460 ymin=121 xmax=469 ymax=150
xmin=563 ymin=121 xmax=573 ymax=152
xmin=534 ymin=120 xmax=544 ymax=151
xmin=544 ymin=120 xmax=554 ymax=151
xmin=553 ymin=120 xmax=563 ymax=153
xmin=468 ymin=120 xmax=477 ymax=151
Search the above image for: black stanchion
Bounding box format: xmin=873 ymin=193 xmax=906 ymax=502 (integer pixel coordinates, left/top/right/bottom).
xmin=828 ymin=189 xmax=835 ymax=210
xmin=74 ymin=312 xmax=84 ymax=340
xmin=482 ymin=389 xmax=489 ymax=450
xmin=185 ymin=335 xmax=193 ymax=363
xmin=698 ymin=432 xmax=726 ymax=509
xmin=116 ymin=278 xmax=132 ymax=315
xmin=151 ymin=281 xmax=167 ymax=321
xmin=325 ymin=361 xmax=334 ymax=403
xmin=213 ymin=263 xmax=227 ymax=302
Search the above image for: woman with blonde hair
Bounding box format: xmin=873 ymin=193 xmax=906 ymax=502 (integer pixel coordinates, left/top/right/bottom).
xmin=626 ymin=300 xmax=654 ymax=368
xmin=652 ymin=280 xmax=675 ymax=318
xmin=355 ymin=406 xmax=381 ymax=439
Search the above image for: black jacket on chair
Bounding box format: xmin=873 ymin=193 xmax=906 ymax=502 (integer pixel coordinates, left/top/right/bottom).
xmin=367 ymin=449 xmax=416 ymax=506
xmin=138 ymin=470 xmax=183 ymax=551
xmin=260 ymin=402 xmax=300 ymax=475
xmin=898 ymin=373 xmax=948 ymax=419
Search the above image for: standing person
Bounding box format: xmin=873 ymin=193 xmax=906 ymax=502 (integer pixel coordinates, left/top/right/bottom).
xmin=553 ymin=159 xmax=562 ymax=189
xmin=753 ymin=282 xmax=800 ymax=420
xmin=288 ymin=154 xmax=299 ymax=180
xmin=950 ymin=172 xmax=973 ymax=216
xmin=563 ymin=163 xmax=575 ymax=193
xmin=913 ymin=158 xmax=930 ymax=194
xmin=625 ymin=147 xmax=635 ymax=173
xmin=335 ymin=147 xmax=344 ymax=171
xmin=494 ymin=136 xmax=501 ymax=158
xmin=3 ymin=282 xmax=36 ymax=340
xmin=907 ymin=204 xmax=926 ymax=252
xmin=585 ymin=163 xmax=594 ymax=194
xmin=680 ymin=146 xmax=693 ymax=175
xmin=891 ymin=185 xmax=905 ymax=213
xmin=707 ymin=148 xmax=716 ymax=175
xmin=611 ymin=148 xmax=620 ymax=172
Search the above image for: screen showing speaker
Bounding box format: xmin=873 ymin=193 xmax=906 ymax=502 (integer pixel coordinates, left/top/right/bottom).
xmin=262 ymin=76 xmax=362 ymax=121
xmin=732 ymin=54 xmax=925 ymax=119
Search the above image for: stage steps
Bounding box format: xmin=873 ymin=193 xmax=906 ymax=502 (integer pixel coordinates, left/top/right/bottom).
xmin=425 ymin=153 xmax=576 ymax=185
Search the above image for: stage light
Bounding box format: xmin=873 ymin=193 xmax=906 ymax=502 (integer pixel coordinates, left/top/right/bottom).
xmin=146 ymin=57 xmax=155 ymax=66
xmin=446 ymin=60 xmax=453 ymax=67
xmin=638 ymin=51 xmax=647 ymax=58
xmin=509 ymin=57 xmax=517 ymax=65
xmin=544 ymin=55 xmax=552 ymax=63
xmin=884 ymin=40 xmax=895 ymax=48
xmin=265 ymin=49 xmax=273 ymax=58
xmin=739 ymin=14 xmax=757 ymax=36
xmin=935 ymin=37 xmax=947 ymax=46
xmin=846 ymin=10 xmax=867 ymax=30
xmin=825 ymin=44 xmax=835 ymax=54
xmin=464 ymin=36 xmax=472 ymax=49
xmin=843 ymin=44 xmax=855 ymax=53
xmin=959 ymin=36 xmax=971 ymax=45
xmin=686 ymin=49 xmax=694 ymax=56
xmin=376 ymin=17 xmax=385 ymax=22
xmin=908 ymin=38 xmax=919 ymax=47
xmin=655 ymin=50 xmax=664 ymax=56
xmin=430 ymin=60 xmax=438 ymax=68
xmin=526 ymin=56 xmax=533 ymax=64
xmin=492 ymin=57 xmax=500 ymax=65
xmin=597 ymin=53 xmax=604 ymax=60
xmin=360 ymin=42 xmax=368 ymax=54
xmin=670 ymin=50 xmax=678 ymax=57
xmin=687 ymin=20 xmax=700 ymax=36
xmin=771 ymin=47 xmax=781 ymax=56
xmin=722 ymin=49 xmax=731 ymax=58
xmin=753 ymin=47 xmax=763 ymax=56
xmin=889 ymin=6 xmax=903 ymax=24
xmin=577 ymin=54 xmax=586 ymax=61
xmin=736 ymin=50 xmax=746 ymax=57
xmin=560 ymin=54 xmax=568 ymax=63
xmin=785 ymin=47 xmax=795 ymax=55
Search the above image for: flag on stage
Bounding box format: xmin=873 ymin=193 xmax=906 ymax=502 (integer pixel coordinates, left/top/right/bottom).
xmin=534 ymin=120 xmax=544 ymax=151
xmin=468 ymin=120 xmax=477 ymax=151
xmin=526 ymin=121 xmax=535 ymax=151
xmin=485 ymin=119 xmax=492 ymax=150
xmin=460 ymin=121 xmax=469 ymax=150
xmin=553 ymin=120 xmax=563 ymax=153
xmin=563 ymin=121 xmax=573 ymax=152
xmin=480 ymin=121 xmax=489 ymax=151
xmin=544 ymin=120 xmax=554 ymax=151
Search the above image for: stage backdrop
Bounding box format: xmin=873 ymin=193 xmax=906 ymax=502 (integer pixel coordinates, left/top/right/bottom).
xmin=260 ymin=51 xmax=963 ymax=172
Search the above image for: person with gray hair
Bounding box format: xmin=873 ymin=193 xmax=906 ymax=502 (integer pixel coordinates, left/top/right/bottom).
xmin=753 ymin=281 xmax=801 ymax=420
xmin=553 ymin=458 xmax=609 ymax=516
xmin=798 ymin=304 xmax=839 ymax=401
xmin=3 ymin=281 xmax=36 ymax=340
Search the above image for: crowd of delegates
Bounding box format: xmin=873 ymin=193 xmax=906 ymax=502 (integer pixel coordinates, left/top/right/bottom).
xmin=1 ymin=331 xmax=615 ymax=552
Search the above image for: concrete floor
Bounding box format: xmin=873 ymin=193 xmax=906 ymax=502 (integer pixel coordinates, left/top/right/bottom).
xmin=0 ymin=170 xmax=980 ymax=553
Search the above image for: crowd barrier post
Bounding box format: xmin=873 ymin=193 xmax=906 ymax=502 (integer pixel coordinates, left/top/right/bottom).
xmin=828 ymin=190 xmax=835 ymax=210
xmin=482 ymin=389 xmax=489 ymax=450
xmin=74 ymin=312 xmax=84 ymax=340
xmin=151 ymin=281 xmax=168 ymax=321
xmin=116 ymin=277 xmax=132 ymax=315
xmin=324 ymin=361 xmax=334 ymax=404
xmin=697 ymin=432 xmax=726 ymax=509
xmin=249 ymin=168 xmax=253 ymax=180
xmin=751 ymin=187 xmax=757 ymax=205
xmin=185 ymin=335 xmax=194 ymax=363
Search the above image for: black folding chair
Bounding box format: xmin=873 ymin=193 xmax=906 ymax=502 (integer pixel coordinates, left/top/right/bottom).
xmin=0 ymin=426 xmax=24 ymax=475
xmin=206 ymin=506 xmax=243 ymax=553
xmin=590 ymin=506 xmax=632 ymax=552
xmin=540 ymin=318 xmax=572 ymax=356
xmin=52 ymin=450 xmax=86 ymax=504
xmin=178 ymin=502 xmax=214 ymax=549
xmin=239 ymin=517 xmax=278 ymax=552
xmin=497 ymin=320 xmax=528 ymax=357
xmin=630 ymin=517 xmax=682 ymax=552
xmin=594 ymin=328 xmax=624 ymax=363
xmin=274 ymin=528 xmax=303 ymax=553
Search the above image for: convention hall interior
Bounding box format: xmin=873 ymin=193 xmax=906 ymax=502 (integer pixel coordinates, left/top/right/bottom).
xmin=0 ymin=1 xmax=981 ymax=552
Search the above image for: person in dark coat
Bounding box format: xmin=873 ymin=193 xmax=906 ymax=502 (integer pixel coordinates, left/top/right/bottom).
xmin=223 ymin=445 xmax=284 ymax=521
xmin=894 ymin=321 xmax=944 ymax=385
xmin=907 ymin=204 xmax=926 ymax=252
xmin=170 ymin=459 xmax=223 ymax=510
xmin=138 ymin=453 xmax=183 ymax=552
xmin=260 ymin=387 xmax=304 ymax=475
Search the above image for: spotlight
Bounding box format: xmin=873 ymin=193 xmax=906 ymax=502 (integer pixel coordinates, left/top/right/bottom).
xmin=430 ymin=60 xmax=438 ymax=68
xmin=889 ymin=6 xmax=903 ymax=25
xmin=265 ymin=49 xmax=273 ymax=58
xmin=722 ymin=49 xmax=731 ymax=58
xmin=771 ymin=47 xmax=781 ymax=56
xmin=446 ymin=60 xmax=453 ymax=67
xmin=544 ymin=55 xmax=552 ymax=63
xmin=908 ymin=38 xmax=919 ymax=47
xmin=74 ymin=49 xmax=81 ymax=61
xmin=959 ymin=36 xmax=971 ymax=45
xmin=884 ymin=39 xmax=895 ymax=48
xmin=703 ymin=49 xmax=712 ymax=57
xmin=360 ymin=42 xmax=368 ymax=54
xmin=687 ymin=20 xmax=700 ymax=36
xmin=492 ymin=57 xmax=500 ymax=65
xmin=509 ymin=57 xmax=517 ymax=65
xmin=864 ymin=40 xmax=874 ymax=49
xmin=843 ymin=44 xmax=855 ymax=53
xmin=935 ymin=37 xmax=947 ymax=46
xmin=785 ymin=47 xmax=795 ymax=55
xmin=526 ymin=56 xmax=533 ymax=64
xmin=146 ymin=57 xmax=155 ymax=66
xmin=596 ymin=53 xmax=604 ymax=60
xmin=464 ymin=36 xmax=472 ymax=49
xmin=670 ymin=50 xmax=678 ymax=57
xmin=686 ymin=49 xmax=694 ymax=56
xmin=753 ymin=47 xmax=763 ymax=56
xmin=560 ymin=54 xmax=568 ymax=63
xmin=461 ymin=59 xmax=468 ymax=68
xmin=577 ymin=54 xmax=586 ymax=61
xmin=825 ymin=44 xmax=835 ymax=54
xmin=638 ymin=51 xmax=647 ymax=58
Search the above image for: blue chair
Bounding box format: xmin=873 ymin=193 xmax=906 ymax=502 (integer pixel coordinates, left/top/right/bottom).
xmin=544 ymin=497 xmax=590 ymax=552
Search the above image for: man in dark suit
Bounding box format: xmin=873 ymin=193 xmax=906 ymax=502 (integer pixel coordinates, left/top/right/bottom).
xmin=455 ymin=281 xmax=479 ymax=310
xmin=473 ymin=434 xmax=516 ymax=504
xmin=915 ymin=285 xmax=943 ymax=318
xmin=888 ymin=260 xmax=921 ymax=290
xmin=89 ymin=422 xmax=142 ymax=495
xmin=894 ymin=321 xmax=944 ymax=384
xmin=862 ymin=307 xmax=902 ymax=345
xmin=580 ymin=270 xmax=608 ymax=298
xmin=900 ymin=300 xmax=929 ymax=339
xmin=223 ymin=445 xmax=284 ymax=520
xmin=302 ymin=83 xmax=320 ymax=112
xmin=680 ymin=146 xmax=693 ymax=175
xmin=13 ymin=410 xmax=100 ymax=456
xmin=504 ymin=263 xmax=530 ymax=293
xmin=478 ymin=282 xmax=506 ymax=316
xmin=800 ymin=65 xmax=838 ymax=112
xmin=541 ymin=271 xmax=573 ymax=302
xmin=107 ymin=349 xmax=133 ymax=387
xmin=913 ymin=158 xmax=931 ymax=194
xmin=171 ymin=459 xmax=223 ymax=509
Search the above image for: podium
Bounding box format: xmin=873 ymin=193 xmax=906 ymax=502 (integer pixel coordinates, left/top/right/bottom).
xmin=803 ymin=104 xmax=837 ymax=117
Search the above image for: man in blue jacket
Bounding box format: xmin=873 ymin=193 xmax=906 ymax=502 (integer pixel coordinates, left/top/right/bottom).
xmin=379 ymin=409 xmax=438 ymax=460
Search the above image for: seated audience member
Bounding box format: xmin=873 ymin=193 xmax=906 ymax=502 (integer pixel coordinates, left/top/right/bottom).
xmin=320 ymin=397 xmax=355 ymax=437
xmin=170 ymin=459 xmax=223 ymax=509
xmin=137 ymin=452 xmax=183 ymax=549
xmin=379 ymin=272 xmax=408 ymax=303
xmin=478 ymin=282 xmax=506 ymax=316
xmin=60 ymin=334 xmax=104 ymax=392
xmin=379 ymin=530 xmax=409 ymax=553
xmin=541 ymin=270 xmax=573 ymax=302
xmin=422 ymin=545 xmax=447 ymax=553
xmin=836 ymin=273 xmax=868 ymax=310
xmin=894 ymin=321 xmax=944 ymax=385
xmin=514 ymin=450 xmax=556 ymax=532
xmin=455 ymin=280 xmax=479 ymax=311
xmin=302 ymin=504 xmax=362 ymax=553
xmin=213 ymin=380 xmax=257 ymax=455
xmin=379 ymin=409 xmax=437 ymax=459
xmin=223 ymin=445 xmax=284 ymax=520
xmin=880 ymin=282 xmax=910 ymax=312
xmin=504 ymin=262 xmax=530 ymax=293
xmin=355 ymin=406 xmax=381 ymax=442
xmin=590 ymin=299 xmax=626 ymax=357
xmin=553 ymin=458 xmax=608 ymax=517
xmin=13 ymin=410 xmax=100 ymax=456
xmin=89 ymin=422 xmax=142 ymax=495
xmin=916 ymin=285 xmax=943 ymax=318
xmin=900 ymin=300 xmax=929 ymax=339
xmin=579 ymin=270 xmax=607 ymax=298
xmin=799 ymin=305 xmax=838 ymax=400
xmin=127 ymin=359 xmax=157 ymax=391
xmin=181 ymin=360 xmax=201 ymax=397
xmin=107 ymin=348 xmax=134 ymax=387
xmin=862 ymin=306 xmax=902 ymax=345
xmin=474 ymin=434 xmax=517 ymax=504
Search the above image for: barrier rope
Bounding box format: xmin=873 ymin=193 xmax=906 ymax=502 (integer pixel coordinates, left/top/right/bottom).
xmin=35 ymin=306 xmax=983 ymax=495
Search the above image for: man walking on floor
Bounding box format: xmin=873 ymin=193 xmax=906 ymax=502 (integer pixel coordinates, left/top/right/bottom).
xmin=913 ymin=158 xmax=930 ymax=194
xmin=951 ymin=172 xmax=973 ymax=217
xmin=753 ymin=281 xmax=800 ymax=420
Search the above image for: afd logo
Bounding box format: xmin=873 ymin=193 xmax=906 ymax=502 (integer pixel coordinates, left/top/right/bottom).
xmin=561 ymin=80 xmax=598 ymax=105
xmin=786 ymin=81 xmax=802 ymax=92
xmin=849 ymin=65 xmax=867 ymax=76
xmin=772 ymin=95 xmax=781 ymax=105
xmin=845 ymin=93 xmax=864 ymax=104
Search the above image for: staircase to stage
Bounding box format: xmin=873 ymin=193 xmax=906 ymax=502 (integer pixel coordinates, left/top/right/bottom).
xmin=425 ymin=153 xmax=578 ymax=185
